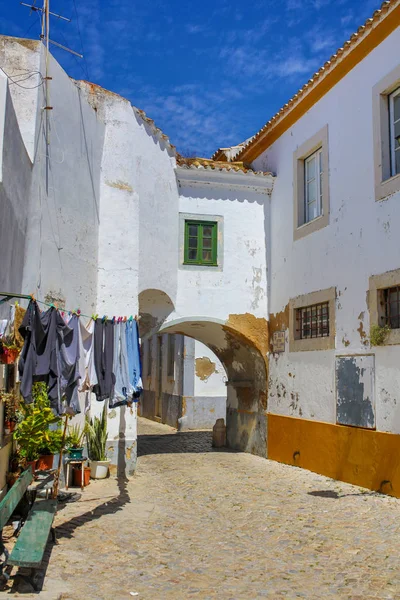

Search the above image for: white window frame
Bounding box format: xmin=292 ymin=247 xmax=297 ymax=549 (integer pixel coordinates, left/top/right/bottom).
xmin=293 ymin=125 xmax=329 ymax=241
xmin=304 ymin=148 xmax=323 ymax=224
xmin=389 ymin=87 xmax=400 ymax=178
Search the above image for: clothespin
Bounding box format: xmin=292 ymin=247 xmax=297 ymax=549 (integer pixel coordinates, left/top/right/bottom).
xmin=112 ymin=316 xmax=116 ymax=324
xmin=30 ymin=293 xmax=35 ymax=302
xmin=61 ymin=311 xmax=65 ymax=317
xmin=77 ymin=309 xmax=81 ymax=316
xmin=129 ymin=315 xmax=133 ymax=322
xmin=92 ymin=313 xmax=98 ymax=321
xmin=102 ymin=315 xmax=107 ymax=323
xmin=123 ymin=316 xmax=127 ymax=323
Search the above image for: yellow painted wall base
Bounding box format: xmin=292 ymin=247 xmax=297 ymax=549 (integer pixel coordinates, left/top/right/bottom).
xmin=267 ymin=414 xmax=400 ymax=498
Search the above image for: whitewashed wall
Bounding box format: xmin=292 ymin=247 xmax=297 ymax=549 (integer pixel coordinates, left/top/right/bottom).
xmin=252 ymin=27 xmax=400 ymax=433
xmin=0 ymin=70 xmax=31 ymax=308
xmin=173 ymin=173 xmax=271 ymax=323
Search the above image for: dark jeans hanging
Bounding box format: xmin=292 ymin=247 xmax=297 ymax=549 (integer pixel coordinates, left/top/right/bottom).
xmin=92 ymin=319 xmax=115 ymax=402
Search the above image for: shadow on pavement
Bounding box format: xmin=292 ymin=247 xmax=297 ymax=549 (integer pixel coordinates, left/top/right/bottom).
xmin=308 ymin=489 xmax=380 ymax=499
xmin=138 ymin=430 xmax=236 ymax=456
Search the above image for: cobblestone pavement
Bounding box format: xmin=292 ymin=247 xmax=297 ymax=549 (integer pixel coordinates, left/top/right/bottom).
xmin=4 ymin=417 xmax=400 ymax=599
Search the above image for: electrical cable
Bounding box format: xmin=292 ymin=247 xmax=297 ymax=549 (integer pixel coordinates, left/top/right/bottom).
xmin=72 ymin=0 xmax=90 ymax=81
xmin=0 ymin=292 xmax=138 ymax=321
xmin=0 ymin=66 xmax=44 ymax=89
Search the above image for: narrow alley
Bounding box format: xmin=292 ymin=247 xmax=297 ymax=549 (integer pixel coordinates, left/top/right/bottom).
xmin=13 ymin=417 xmax=400 ymax=600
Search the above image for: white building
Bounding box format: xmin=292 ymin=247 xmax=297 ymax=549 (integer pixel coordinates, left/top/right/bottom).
xmin=1 ymin=0 xmax=400 ymax=496
xmin=140 ymin=334 xmax=227 ymax=430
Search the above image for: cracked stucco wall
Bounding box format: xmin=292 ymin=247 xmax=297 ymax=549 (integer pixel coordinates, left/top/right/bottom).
xmin=253 ymin=26 xmax=400 ymax=434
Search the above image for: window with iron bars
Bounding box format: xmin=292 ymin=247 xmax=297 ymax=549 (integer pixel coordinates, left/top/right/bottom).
xmin=381 ymin=286 xmax=400 ymax=329
xmin=296 ymin=302 xmax=330 ymax=340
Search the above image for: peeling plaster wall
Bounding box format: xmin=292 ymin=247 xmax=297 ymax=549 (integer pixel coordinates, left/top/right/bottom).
xmin=175 ymin=184 xmax=269 ymax=322
xmin=253 ymin=27 xmax=400 ymax=433
xmin=194 ymin=341 xmax=226 ymax=397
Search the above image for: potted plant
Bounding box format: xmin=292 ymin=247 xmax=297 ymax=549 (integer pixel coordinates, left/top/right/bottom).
xmin=0 ymin=342 xmax=20 ymax=364
xmin=14 ymin=384 xmax=60 ymax=473
xmin=66 ymin=423 xmax=85 ymax=459
xmin=37 ymin=427 xmax=64 ymax=470
xmin=0 ymin=389 xmax=19 ymax=434
xmin=86 ymin=405 xmax=110 ymax=479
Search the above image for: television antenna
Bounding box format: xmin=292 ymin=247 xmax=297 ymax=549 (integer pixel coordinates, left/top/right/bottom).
xmin=20 ymin=0 xmax=84 ymax=146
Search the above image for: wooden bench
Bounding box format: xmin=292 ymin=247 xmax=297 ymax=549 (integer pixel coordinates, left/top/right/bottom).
xmin=0 ymin=466 xmax=57 ymax=582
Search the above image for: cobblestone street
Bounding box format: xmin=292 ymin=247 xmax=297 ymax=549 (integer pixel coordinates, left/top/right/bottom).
xmin=5 ymin=417 xmax=400 ymax=599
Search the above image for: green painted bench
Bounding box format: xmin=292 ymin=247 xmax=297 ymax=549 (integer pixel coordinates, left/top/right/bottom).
xmin=0 ymin=466 xmax=57 ymax=582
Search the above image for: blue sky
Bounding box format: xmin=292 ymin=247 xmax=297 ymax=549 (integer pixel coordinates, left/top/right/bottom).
xmin=1 ymin=0 xmax=383 ymax=157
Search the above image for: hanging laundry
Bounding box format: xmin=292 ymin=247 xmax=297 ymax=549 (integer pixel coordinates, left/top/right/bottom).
xmin=59 ymin=314 xmax=81 ymax=415
xmin=92 ymin=318 xmax=115 ymax=402
xmin=13 ymin=304 xmax=26 ymax=350
xmin=110 ymin=320 xmax=132 ymax=408
xmin=19 ymin=301 xmax=71 ymax=413
xmin=0 ymin=320 xmax=7 ymax=338
xmin=78 ymin=319 xmax=98 ymax=413
xmin=126 ymin=320 xmax=143 ymax=399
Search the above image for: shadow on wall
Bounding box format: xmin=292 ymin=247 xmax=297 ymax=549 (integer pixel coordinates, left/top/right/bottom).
xmin=158 ymin=316 xmax=268 ymax=457
xmin=139 ymin=289 xmax=175 ymax=338
xmin=132 ymin=108 xmax=176 ymax=157
xmin=178 ymin=183 xmax=266 ymax=206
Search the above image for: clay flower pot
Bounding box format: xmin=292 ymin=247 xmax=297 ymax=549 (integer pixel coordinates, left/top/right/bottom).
xmin=36 ymin=454 xmax=54 ymax=471
xmin=73 ymin=465 xmax=91 ymax=487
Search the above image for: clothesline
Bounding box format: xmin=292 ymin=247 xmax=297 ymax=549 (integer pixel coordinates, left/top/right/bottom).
xmin=0 ymin=292 xmax=140 ymax=322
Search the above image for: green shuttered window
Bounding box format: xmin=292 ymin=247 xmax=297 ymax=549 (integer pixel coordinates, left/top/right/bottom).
xmin=184 ymin=220 xmax=218 ymax=266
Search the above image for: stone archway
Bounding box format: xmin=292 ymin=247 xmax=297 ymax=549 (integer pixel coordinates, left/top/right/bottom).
xmin=156 ymin=316 xmax=268 ymax=458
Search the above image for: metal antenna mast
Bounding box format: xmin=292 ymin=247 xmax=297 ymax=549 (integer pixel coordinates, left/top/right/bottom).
xmin=20 ymin=0 xmax=83 ymax=146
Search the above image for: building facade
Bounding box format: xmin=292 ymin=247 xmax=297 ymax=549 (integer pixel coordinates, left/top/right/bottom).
xmin=1 ymin=0 xmax=400 ymax=495
xmin=140 ymin=334 xmax=227 ymax=430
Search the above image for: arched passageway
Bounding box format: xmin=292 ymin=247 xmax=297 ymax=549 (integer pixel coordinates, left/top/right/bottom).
xmin=140 ymin=315 xmax=268 ymax=458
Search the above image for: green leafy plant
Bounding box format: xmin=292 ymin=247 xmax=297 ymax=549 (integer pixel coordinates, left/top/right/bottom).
xmin=86 ymin=405 xmax=108 ymax=462
xmin=66 ymin=423 xmax=85 ymax=449
xmin=370 ymin=324 xmax=391 ymax=346
xmin=32 ymin=382 xmax=51 ymax=411
xmin=14 ymin=383 xmax=61 ymax=464
xmin=14 ymin=405 xmax=60 ymax=462
xmin=38 ymin=428 xmax=64 ymax=456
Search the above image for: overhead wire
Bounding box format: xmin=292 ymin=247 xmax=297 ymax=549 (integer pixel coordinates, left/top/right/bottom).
xmin=0 ymin=293 xmax=138 ymax=322
xmin=72 ymin=0 xmax=90 ymax=81
xmin=0 ymin=66 xmax=44 ymax=89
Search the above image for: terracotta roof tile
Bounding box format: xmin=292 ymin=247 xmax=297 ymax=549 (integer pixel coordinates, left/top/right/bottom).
xmin=176 ymin=156 xmax=271 ymax=177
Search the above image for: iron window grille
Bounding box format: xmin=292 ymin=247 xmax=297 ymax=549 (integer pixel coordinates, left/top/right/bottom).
xmin=382 ymin=286 xmax=400 ymax=329
xmin=296 ymin=302 xmax=330 ymax=339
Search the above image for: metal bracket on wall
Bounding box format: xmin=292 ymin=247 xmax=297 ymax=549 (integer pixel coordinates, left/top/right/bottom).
xmin=0 ymin=293 xmax=32 ymax=306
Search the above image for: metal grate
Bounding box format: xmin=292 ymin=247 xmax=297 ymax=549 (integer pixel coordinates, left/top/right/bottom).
xmin=383 ymin=286 xmax=400 ymax=329
xmin=296 ymin=302 xmax=329 ymax=339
